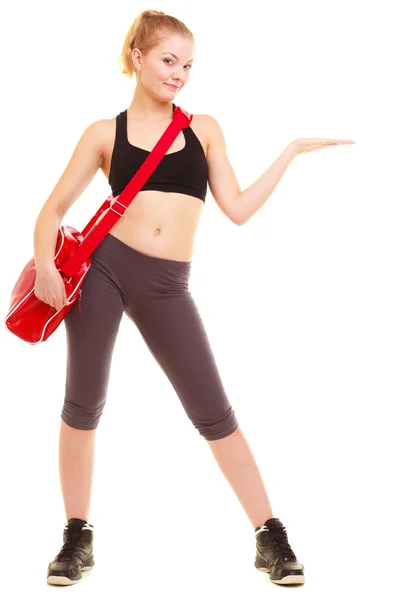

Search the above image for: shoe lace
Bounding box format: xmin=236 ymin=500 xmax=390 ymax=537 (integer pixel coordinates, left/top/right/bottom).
xmin=268 ymin=527 xmax=297 ymax=562
xmin=57 ymin=528 xmax=83 ymax=562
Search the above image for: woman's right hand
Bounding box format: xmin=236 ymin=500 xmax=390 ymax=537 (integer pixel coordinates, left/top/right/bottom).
xmin=34 ymin=264 xmax=69 ymax=311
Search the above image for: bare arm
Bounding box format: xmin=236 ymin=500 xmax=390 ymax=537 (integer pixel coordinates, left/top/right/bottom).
xmin=205 ymin=113 xmax=297 ymax=226
xmin=206 ymin=115 xmax=354 ymax=226
xmin=234 ymin=143 xmax=298 ymax=226
xmin=204 ymin=115 xmax=241 ymax=225
xmin=33 ymin=120 xmax=106 ymax=272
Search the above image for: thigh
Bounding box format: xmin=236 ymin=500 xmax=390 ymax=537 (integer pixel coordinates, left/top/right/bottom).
xmin=62 ymin=263 xmax=124 ymax=428
xmin=126 ymin=288 xmax=238 ymax=440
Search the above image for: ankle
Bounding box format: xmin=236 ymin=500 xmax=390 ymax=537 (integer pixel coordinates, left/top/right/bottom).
xmin=254 ymin=512 xmax=274 ymax=531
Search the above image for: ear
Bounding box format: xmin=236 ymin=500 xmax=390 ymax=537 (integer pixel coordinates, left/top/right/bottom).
xmin=131 ymin=48 xmax=142 ymax=72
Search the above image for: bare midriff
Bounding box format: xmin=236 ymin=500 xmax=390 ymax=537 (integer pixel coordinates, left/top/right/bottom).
xmin=100 ymin=114 xmax=208 ymax=262
xmin=107 ymin=190 xmax=203 ymax=262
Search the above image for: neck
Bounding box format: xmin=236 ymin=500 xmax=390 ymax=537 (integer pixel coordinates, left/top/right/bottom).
xmin=127 ymin=92 xmax=174 ymax=122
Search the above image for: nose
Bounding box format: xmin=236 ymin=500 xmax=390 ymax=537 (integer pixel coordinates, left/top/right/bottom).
xmin=172 ymin=67 xmax=185 ymax=82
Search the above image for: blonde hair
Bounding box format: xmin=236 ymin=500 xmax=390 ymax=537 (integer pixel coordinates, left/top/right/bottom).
xmin=119 ymin=9 xmax=195 ymax=79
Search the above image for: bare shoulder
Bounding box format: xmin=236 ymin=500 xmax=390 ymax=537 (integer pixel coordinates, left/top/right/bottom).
xmin=88 ymin=116 xmax=116 ymax=142
xmin=190 ymin=113 xmax=222 ymax=153
xmin=82 ymin=116 xmax=117 ymax=165
xmin=191 ymin=113 xmax=219 ymax=132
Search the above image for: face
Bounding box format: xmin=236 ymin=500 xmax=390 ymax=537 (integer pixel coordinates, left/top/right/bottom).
xmin=132 ymin=34 xmax=194 ymax=98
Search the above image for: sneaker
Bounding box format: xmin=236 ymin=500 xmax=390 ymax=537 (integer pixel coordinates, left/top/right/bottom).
xmin=47 ymin=518 xmax=95 ymax=585
xmin=254 ymin=517 xmax=305 ymax=585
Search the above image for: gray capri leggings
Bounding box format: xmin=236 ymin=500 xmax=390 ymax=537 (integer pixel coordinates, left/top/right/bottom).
xmin=62 ymin=232 xmax=239 ymax=441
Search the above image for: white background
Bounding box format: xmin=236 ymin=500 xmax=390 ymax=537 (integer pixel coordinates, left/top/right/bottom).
xmin=1 ymin=1 xmax=399 ymax=598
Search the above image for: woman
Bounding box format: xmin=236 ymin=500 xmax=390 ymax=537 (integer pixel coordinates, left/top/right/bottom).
xmin=34 ymin=9 xmax=354 ymax=587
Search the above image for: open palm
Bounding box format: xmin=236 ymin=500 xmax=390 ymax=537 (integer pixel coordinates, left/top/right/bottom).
xmin=294 ymin=137 xmax=355 ymax=154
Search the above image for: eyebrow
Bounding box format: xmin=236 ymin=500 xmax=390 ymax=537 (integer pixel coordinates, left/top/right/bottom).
xmin=162 ymin=52 xmax=194 ymax=63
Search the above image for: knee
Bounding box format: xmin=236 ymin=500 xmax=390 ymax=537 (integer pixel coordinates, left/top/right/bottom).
xmin=61 ymin=396 xmax=105 ymax=430
xmin=196 ymin=408 xmax=239 ymax=441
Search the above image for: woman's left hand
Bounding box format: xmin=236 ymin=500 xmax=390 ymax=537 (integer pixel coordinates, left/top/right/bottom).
xmin=292 ymin=137 xmax=355 ymax=155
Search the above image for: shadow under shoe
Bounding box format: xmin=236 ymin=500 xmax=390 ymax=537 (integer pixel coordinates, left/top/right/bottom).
xmin=254 ymin=517 xmax=305 ymax=585
xmin=47 ymin=518 xmax=95 ymax=585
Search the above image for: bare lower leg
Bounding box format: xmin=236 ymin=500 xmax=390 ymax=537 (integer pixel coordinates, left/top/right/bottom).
xmin=207 ymin=426 xmax=273 ymax=530
xmin=58 ymin=419 xmax=96 ymax=522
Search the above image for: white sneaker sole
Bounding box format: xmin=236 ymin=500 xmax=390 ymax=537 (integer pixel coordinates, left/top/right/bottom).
xmin=47 ymin=564 xmax=94 ymax=586
xmin=256 ymin=566 xmax=305 ymax=585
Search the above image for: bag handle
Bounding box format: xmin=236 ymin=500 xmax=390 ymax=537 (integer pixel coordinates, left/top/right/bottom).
xmin=60 ymin=105 xmax=192 ymax=278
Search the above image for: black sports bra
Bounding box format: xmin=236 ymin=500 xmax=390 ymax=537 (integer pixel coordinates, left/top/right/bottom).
xmin=108 ymin=103 xmax=208 ymax=202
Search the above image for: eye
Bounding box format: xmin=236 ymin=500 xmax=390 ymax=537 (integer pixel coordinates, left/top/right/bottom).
xmin=163 ymin=58 xmax=192 ymax=70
